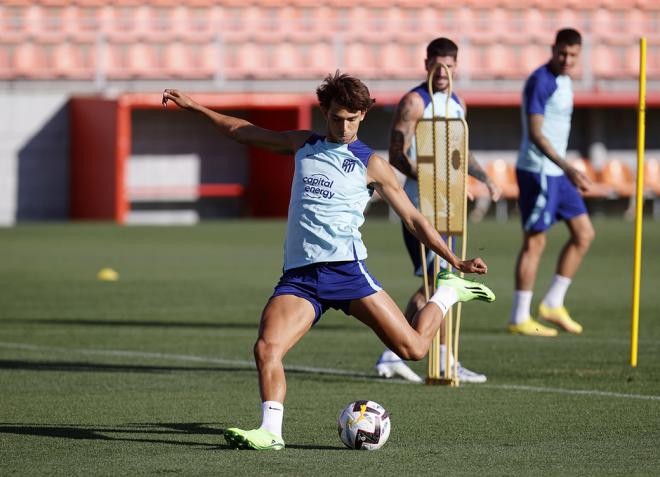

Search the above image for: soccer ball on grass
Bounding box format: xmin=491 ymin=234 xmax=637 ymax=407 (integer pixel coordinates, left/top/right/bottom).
xmin=337 ymin=400 xmax=391 ymax=450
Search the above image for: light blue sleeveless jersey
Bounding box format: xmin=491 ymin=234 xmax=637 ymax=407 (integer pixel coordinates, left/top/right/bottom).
xmin=283 ymin=134 xmax=374 ymax=271
xmin=517 ymin=63 xmax=573 ymax=176
xmin=404 ymin=83 xmax=465 ymax=206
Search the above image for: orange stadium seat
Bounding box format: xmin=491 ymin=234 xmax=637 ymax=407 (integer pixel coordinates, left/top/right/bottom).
xmin=178 ymin=7 xmax=200 ymax=36
xmin=483 ymin=158 xmax=518 ymax=221
xmin=485 ymin=43 xmax=517 ymax=79
xmin=237 ymin=6 xmax=261 ymax=35
xmin=227 ymin=42 xmax=266 ymax=78
xmin=568 ymin=158 xmax=614 ymax=198
xmin=14 ymin=42 xmax=44 ymax=78
xmin=555 ymin=8 xmax=582 ymax=30
xmin=0 ymin=45 xmax=11 ymax=78
xmin=359 ymin=8 xmax=389 ymax=42
xmin=272 ymin=43 xmax=299 ymax=76
xmin=521 ymin=43 xmax=548 ymax=73
xmin=179 ymin=43 xmax=214 ymax=77
xmin=304 ymin=42 xmax=334 ymax=77
xmin=128 ymin=44 xmax=155 ymax=77
xmin=467 ymin=176 xmax=489 ymax=200
xmin=464 ymin=43 xmax=488 ymax=80
xmin=591 ymin=44 xmax=617 ymax=79
xmin=486 ymin=159 xmax=518 ymax=200
xmin=107 ymin=43 xmax=139 ymax=79
xmin=601 ymin=158 xmax=636 ymax=197
xmin=164 ymin=43 xmax=188 ymax=77
xmin=0 ymin=43 xmax=16 ymax=79
xmin=646 ymin=42 xmax=660 ymax=77
xmin=199 ymin=43 xmax=219 ymax=76
xmin=518 ymin=8 xmax=548 ymax=43
xmin=644 ymin=157 xmax=660 ymax=219
xmin=343 ymin=43 xmax=373 ymax=77
xmin=623 ymin=43 xmax=641 ymax=77
xmin=53 ymin=43 xmax=75 ymax=77
xmin=644 ymin=158 xmax=660 ymax=196
xmin=381 ymin=42 xmax=420 ymax=79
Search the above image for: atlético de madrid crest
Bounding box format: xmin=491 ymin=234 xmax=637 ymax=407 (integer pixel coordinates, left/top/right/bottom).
xmin=342 ymin=159 xmax=357 ymax=173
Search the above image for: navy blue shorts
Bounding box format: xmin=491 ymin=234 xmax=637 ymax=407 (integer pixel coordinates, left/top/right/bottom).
xmin=271 ymin=260 xmax=382 ymax=323
xmin=517 ymin=169 xmax=588 ymax=233
xmin=402 ymin=224 xmax=455 ymax=277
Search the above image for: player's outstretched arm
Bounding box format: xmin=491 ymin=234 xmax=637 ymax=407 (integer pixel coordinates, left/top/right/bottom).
xmin=528 ymin=114 xmax=591 ymax=192
xmin=389 ymin=92 xmax=424 ymax=180
xmin=367 ymin=154 xmax=487 ymax=275
xmin=162 ymin=89 xmax=310 ymax=154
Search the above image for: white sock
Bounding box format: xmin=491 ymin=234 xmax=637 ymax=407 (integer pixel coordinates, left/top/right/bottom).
xmin=439 ymin=344 xmax=455 ymax=370
xmin=510 ymin=290 xmax=533 ymax=325
xmin=379 ymin=349 xmax=401 ymax=362
xmin=259 ymin=401 xmax=284 ymax=438
xmin=429 ymin=285 xmax=458 ymax=315
xmin=541 ymin=275 xmax=572 ymax=308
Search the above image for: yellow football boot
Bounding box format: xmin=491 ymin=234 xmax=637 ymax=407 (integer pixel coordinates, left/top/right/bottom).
xmin=508 ymin=317 xmax=558 ymax=337
xmin=539 ymin=304 xmax=583 ymax=334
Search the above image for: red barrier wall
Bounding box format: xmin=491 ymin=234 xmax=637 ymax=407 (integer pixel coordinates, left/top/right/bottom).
xmin=69 ymin=97 xmax=129 ymax=222
xmin=70 ymin=94 xmax=314 ymax=222
xmin=248 ymin=107 xmax=310 ymax=217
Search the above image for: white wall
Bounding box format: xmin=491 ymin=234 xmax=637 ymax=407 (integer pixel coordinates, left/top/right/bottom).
xmin=0 ymin=91 xmax=70 ymax=225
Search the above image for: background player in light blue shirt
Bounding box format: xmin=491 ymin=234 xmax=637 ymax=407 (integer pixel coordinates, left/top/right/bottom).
xmin=508 ymin=29 xmax=595 ymax=337
xmin=163 ymin=72 xmax=495 ymax=450
xmin=378 ymin=38 xmax=501 ymax=384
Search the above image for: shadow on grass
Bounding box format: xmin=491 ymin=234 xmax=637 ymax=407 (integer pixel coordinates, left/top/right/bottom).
xmin=1 ymin=318 xmax=357 ymax=331
xmin=0 ymin=359 xmax=256 ymax=374
xmin=286 ymin=444 xmax=345 ymax=450
xmin=0 ymin=422 xmax=345 ymax=450
xmin=0 ymin=359 xmax=387 ymax=383
xmin=0 ymin=422 xmax=227 ymax=448
xmin=1 ymin=318 xmax=259 ymax=330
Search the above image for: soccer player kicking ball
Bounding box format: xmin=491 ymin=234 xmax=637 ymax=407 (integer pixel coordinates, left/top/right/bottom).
xmin=162 ymin=72 xmax=495 ymax=451
xmin=509 ymin=28 xmax=595 ymax=337
xmin=376 ymin=38 xmax=501 ymax=384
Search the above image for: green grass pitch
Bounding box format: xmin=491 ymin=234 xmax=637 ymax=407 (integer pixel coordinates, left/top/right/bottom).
xmin=1 ymin=218 xmax=659 ymax=476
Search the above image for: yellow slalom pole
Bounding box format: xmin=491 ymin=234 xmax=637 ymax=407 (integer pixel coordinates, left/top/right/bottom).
xmin=630 ymin=37 xmax=646 ymax=368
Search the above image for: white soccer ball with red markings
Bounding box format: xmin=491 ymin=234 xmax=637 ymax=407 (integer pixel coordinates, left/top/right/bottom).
xmin=337 ymin=400 xmax=391 ymax=450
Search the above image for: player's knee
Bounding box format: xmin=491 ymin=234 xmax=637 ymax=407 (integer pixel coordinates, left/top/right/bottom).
xmin=575 ymin=225 xmax=595 ymax=250
xmin=253 ymin=338 xmax=281 ymax=366
xmin=393 ymin=342 xmax=426 ymax=361
xmin=414 ymin=292 xmax=427 ymax=310
xmin=406 ymin=348 xmax=427 ymax=362
xmin=524 ymin=233 xmax=546 ymax=254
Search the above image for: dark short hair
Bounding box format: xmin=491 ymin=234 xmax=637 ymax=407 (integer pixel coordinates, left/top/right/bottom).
xmin=316 ymin=71 xmax=376 ymax=112
xmin=426 ymin=37 xmax=459 ymax=60
xmin=555 ymin=28 xmax=582 ymax=46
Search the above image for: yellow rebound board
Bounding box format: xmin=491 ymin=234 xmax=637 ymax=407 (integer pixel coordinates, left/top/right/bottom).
xmin=415 ymin=117 xmax=468 ymax=235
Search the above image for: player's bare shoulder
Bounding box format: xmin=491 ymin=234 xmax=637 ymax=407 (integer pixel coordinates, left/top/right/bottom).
xmin=366 ymin=152 xmax=399 ymax=187
xmin=395 ymin=91 xmax=425 ymax=124
xmin=285 ymin=130 xmax=318 ymax=152
xmin=454 ymin=92 xmax=468 ymax=115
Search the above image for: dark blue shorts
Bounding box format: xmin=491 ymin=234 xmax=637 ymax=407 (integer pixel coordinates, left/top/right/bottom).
xmin=517 ymin=169 xmax=588 ymax=233
xmin=271 ymin=260 xmax=382 ymax=323
xmin=402 ymin=224 xmax=455 ymax=277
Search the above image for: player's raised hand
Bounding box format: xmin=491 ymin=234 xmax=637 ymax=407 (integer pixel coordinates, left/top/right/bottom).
xmin=162 ymin=89 xmax=197 ymax=110
xmin=456 ymin=257 xmax=488 ymax=275
xmin=566 ymin=165 xmax=592 ymax=193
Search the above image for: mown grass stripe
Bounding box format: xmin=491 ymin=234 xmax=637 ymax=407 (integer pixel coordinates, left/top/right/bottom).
xmin=2 ymin=341 xmax=658 ymax=402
